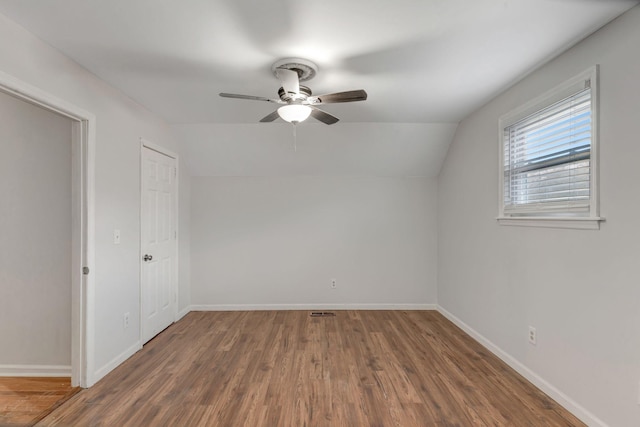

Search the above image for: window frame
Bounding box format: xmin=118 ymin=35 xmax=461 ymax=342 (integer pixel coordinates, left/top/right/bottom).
xmin=497 ymin=66 xmax=603 ymax=230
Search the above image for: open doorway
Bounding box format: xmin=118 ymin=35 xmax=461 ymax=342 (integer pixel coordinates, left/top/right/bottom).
xmin=0 ymin=71 xmax=95 ymax=388
xmin=0 ymin=89 xmax=74 ymax=372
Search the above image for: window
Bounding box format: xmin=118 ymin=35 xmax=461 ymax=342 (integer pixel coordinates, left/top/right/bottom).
xmin=498 ymin=67 xmax=602 ymax=229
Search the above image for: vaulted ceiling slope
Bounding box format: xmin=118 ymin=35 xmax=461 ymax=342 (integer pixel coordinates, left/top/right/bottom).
xmin=0 ymin=0 xmax=635 ymax=125
xmin=174 ymin=123 xmax=459 ymax=177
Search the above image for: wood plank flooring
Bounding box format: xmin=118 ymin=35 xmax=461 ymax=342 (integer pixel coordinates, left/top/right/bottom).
xmin=37 ymin=311 xmax=585 ymax=426
xmin=0 ymin=377 xmax=80 ymax=426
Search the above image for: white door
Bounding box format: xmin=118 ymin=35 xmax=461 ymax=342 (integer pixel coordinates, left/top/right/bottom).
xmin=141 ymin=145 xmax=177 ymax=344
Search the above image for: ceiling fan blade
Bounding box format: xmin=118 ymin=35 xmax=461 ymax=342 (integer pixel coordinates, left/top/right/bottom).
xmin=310 ymin=90 xmax=368 ymax=104
xmin=259 ymin=110 xmax=281 ymax=123
xmin=310 ymin=107 xmax=339 ymax=125
xmin=275 ymin=68 xmax=300 ymax=96
xmin=219 ymin=93 xmax=280 ymax=103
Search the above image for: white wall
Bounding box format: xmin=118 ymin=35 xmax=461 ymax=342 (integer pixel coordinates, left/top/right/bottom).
xmin=175 ymin=122 xmax=458 ymax=178
xmin=0 ymin=91 xmax=72 ymax=367
xmin=191 ymin=175 xmax=437 ymax=308
xmin=0 ymin=13 xmax=189 ymax=383
xmin=437 ymin=6 xmax=640 ymax=427
xmin=178 ymin=166 xmax=191 ymax=316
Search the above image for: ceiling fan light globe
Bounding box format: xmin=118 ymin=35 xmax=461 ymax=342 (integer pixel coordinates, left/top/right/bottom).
xmin=278 ymin=104 xmax=311 ymax=123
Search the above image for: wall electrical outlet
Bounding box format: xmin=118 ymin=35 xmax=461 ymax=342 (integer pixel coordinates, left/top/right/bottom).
xmin=331 ymin=279 xmax=337 ymax=289
xmin=123 ymin=312 xmax=130 ymax=329
xmin=528 ymin=326 xmax=537 ymax=345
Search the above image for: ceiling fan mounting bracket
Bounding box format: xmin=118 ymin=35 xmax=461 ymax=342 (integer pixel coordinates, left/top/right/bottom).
xmin=272 ymin=58 xmax=318 ymax=82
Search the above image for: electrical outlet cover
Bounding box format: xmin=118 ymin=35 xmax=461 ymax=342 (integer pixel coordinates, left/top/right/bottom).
xmin=528 ymin=326 xmax=537 ymax=345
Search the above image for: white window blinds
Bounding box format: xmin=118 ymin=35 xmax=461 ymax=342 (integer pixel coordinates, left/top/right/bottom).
xmin=503 ymin=83 xmax=592 ymax=214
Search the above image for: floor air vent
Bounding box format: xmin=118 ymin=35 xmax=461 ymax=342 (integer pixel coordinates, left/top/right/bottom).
xmin=310 ymin=312 xmax=336 ymax=317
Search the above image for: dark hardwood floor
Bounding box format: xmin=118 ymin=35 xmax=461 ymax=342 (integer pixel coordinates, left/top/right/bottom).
xmin=37 ymin=311 xmax=585 ymax=426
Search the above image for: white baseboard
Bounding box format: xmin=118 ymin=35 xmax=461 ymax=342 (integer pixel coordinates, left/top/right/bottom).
xmin=92 ymin=341 xmax=141 ymax=385
xmin=436 ymin=305 xmax=608 ymax=427
xmin=190 ymin=303 xmax=437 ymax=311
xmin=176 ymin=305 xmax=191 ymax=321
xmin=0 ymin=364 xmax=72 ymax=377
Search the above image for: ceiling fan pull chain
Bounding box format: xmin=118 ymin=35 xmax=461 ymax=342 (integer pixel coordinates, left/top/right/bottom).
xmin=293 ymin=123 xmax=297 ymax=152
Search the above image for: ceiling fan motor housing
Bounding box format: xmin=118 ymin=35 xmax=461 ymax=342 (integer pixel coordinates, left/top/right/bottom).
xmin=278 ymin=85 xmax=312 ymax=102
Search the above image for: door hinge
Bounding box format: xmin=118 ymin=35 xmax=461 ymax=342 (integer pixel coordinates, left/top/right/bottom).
xmin=82 ymin=266 xmax=90 ymax=275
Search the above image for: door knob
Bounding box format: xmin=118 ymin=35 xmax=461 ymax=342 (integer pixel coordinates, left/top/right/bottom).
xmin=143 ymin=254 xmax=153 ymax=262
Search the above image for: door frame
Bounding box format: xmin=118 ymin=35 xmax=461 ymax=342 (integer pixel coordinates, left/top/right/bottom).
xmin=139 ymin=138 xmax=179 ymax=344
xmin=0 ymin=70 xmax=96 ymax=388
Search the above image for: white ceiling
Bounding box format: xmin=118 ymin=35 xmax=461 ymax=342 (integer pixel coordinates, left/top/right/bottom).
xmin=0 ymin=0 xmax=636 ymax=177
xmin=0 ymin=0 xmax=635 ymax=125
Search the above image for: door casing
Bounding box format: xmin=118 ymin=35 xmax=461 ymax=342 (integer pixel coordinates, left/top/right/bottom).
xmin=0 ymin=70 xmax=96 ymax=388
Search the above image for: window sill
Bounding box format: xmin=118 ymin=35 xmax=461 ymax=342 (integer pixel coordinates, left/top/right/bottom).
xmin=496 ymin=216 xmax=604 ymax=230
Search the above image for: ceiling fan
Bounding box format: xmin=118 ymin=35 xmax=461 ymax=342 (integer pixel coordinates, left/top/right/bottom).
xmin=219 ymin=58 xmax=367 ymax=125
